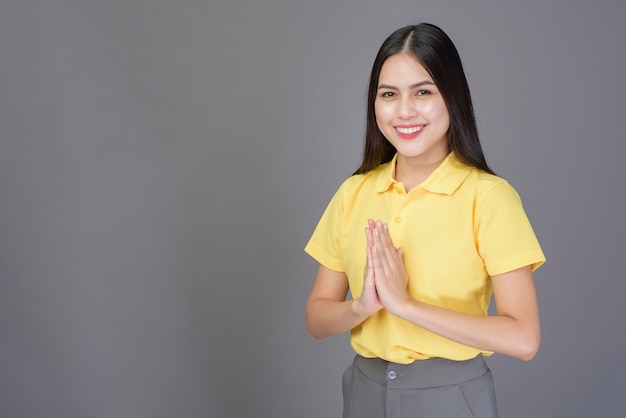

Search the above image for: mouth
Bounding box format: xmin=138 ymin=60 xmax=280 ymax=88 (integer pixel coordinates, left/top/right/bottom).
xmin=395 ymin=125 xmax=424 ymax=139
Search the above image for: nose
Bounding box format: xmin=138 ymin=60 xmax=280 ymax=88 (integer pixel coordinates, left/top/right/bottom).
xmin=397 ymin=96 xmax=417 ymax=119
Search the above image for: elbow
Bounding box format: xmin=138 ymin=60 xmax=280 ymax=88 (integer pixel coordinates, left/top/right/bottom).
xmin=515 ymin=334 xmax=541 ymax=361
xmin=308 ymin=330 xmax=326 ymax=340
xmin=305 ymin=316 xmax=329 ymax=340
xmin=305 ymin=321 xmax=319 ymax=339
xmin=306 ymin=324 xmax=328 ymax=340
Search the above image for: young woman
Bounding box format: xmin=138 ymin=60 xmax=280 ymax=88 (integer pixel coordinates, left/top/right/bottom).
xmin=305 ymin=23 xmax=545 ymax=418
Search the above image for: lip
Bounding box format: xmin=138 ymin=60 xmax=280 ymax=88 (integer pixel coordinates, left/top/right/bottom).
xmin=395 ymin=124 xmax=425 ymax=140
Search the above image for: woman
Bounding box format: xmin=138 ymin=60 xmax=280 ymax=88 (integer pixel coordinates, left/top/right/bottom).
xmin=304 ymin=23 xmax=545 ymax=418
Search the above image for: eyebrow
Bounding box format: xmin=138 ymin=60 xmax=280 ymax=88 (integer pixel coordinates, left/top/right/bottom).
xmin=377 ymin=81 xmax=435 ymax=90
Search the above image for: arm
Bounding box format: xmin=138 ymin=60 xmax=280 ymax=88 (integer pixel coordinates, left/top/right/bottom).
xmin=306 ymin=243 xmax=383 ymax=339
xmin=394 ymin=267 xmax=540 ymax=361
xmin=371 ymin=221 xmax=541 ymax=361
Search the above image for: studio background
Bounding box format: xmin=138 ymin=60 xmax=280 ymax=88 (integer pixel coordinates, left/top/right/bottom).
xmin=1 ymin=1 xmax=624 ymax=417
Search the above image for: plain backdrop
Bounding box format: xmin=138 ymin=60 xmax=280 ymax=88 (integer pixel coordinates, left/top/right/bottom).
xmin=1 ymin=1 xmax=625 ymax=417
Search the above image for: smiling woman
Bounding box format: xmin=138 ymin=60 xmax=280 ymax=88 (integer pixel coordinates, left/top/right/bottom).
xmin=374 ymin=53 xmax=451 ymax=189
xmin=304 ymin=23 xmax=545 ymax=418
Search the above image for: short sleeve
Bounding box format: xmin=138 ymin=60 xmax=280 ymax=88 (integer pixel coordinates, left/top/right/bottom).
xmin=304 ymin=183 xmax=347 ymax=272
xmin=475 ymin=181 xmax=545 ymax=276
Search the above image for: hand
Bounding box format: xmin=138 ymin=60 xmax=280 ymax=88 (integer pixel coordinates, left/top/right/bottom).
xmin=369 ymin=219 xmax=412 ymax=316
xmin=354 ymin=224 xmax=383 ymax=317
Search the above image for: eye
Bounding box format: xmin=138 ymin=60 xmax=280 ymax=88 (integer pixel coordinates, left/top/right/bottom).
xmin=416 ymin=89 xmax=431 ymax=96
xmin=380 ymin=91 xmax=396 ymax=98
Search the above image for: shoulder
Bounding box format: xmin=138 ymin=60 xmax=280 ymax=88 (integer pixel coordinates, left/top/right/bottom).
xmin=464 ymin=170 xmax=521 ymax=203
xmin=336 ymin=163 xmax=388 ymax=195
xmin=463 ymin=171 xmax=536 ymax=230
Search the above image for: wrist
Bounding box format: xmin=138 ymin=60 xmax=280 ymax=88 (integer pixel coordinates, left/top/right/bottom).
xmin=351 ymin=298 xmax=375 ymax=320
xmin=387 ymin=296 xmax=416 ymax=319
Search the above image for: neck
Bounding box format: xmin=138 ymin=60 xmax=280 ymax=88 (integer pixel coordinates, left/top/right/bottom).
xmin=395 ymin=152 xmax=448 ymax=192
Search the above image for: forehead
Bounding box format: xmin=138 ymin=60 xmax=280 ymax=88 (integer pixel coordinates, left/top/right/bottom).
xmin=378 ymin=53 xmax=432 ymax=84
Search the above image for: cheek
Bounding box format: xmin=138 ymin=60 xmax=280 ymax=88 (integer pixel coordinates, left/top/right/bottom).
xmin=374 ymin=101 xmax=393 ymax=125
xmin=425 ymin=101 xmax=450 ymax=127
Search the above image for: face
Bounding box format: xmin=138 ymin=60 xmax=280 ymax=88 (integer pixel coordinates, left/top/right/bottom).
xmin=374 ymin=53 xmax=450 ymax=166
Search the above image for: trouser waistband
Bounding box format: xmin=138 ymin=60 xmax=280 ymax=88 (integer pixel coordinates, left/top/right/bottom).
xmin=353 ymin=354 xmax=489 ymax=389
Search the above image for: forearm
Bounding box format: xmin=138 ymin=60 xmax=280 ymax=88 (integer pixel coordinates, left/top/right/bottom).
xmin=395 ymin=300 xmax=540 ymax=361
xmin=306 ymin=298 xmax=370 ymax=339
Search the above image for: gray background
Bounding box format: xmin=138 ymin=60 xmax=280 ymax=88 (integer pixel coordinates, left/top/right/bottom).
xmin=1 ymin=0 xmax=624 ymax=417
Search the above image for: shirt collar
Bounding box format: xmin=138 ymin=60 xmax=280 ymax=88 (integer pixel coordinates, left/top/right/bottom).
xmin=374 ymin=152 xmax=473 ymax=195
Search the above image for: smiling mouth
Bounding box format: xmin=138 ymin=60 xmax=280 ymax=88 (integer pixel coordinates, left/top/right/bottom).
xmin=396 ymin=125 xmax=424 ymax=134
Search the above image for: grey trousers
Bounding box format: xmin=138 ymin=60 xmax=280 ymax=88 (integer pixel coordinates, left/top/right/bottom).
xmin=342 ymin=355 xmax=498 ymax=418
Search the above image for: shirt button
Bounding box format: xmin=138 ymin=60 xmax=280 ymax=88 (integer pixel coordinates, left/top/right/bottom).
xmin=388 ymin=370 xmax=397 ymax=380
xmin=394 ymin=216 xmax=401 ymax=223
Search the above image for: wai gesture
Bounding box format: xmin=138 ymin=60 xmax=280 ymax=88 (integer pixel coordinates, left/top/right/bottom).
xmin=364 ymin=219 xmax=412 ymax=317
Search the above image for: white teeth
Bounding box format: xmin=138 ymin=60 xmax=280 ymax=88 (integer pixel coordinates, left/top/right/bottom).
xmin=396 ymin=126 xmax=423 ymax=134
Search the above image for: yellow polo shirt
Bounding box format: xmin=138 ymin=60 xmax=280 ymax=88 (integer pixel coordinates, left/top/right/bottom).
xmin=305 ymin=152 xmax=545 ymax=363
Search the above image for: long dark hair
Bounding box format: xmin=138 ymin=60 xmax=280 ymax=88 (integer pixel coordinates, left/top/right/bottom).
xmin=353 ymin=23 xmax=494 ymax=175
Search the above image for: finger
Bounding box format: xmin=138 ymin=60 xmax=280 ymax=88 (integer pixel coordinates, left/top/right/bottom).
xmin=373 ymin=221 xmax=393 ymax=252
xmin=378 ymin=223 xmax=403 ymax=267
xmin=379 ymin=231 xmax=405 ymax=280
xmin=373 ymin=224 xmax=395 ymax=262
xmin=365 ymin=226 xmax=374 ymax=248
xmin=366 ymin=245 xmax=374 ymax=273
xmin=367 ymin=220 xmax=377 ymax=246
xmin=380 ymin=223 xmax=396 ymax=251
xmin=373 ymin=231 xmax=395 ymax=277
xmin=371 ymin=244 xmax=384 ymax=271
